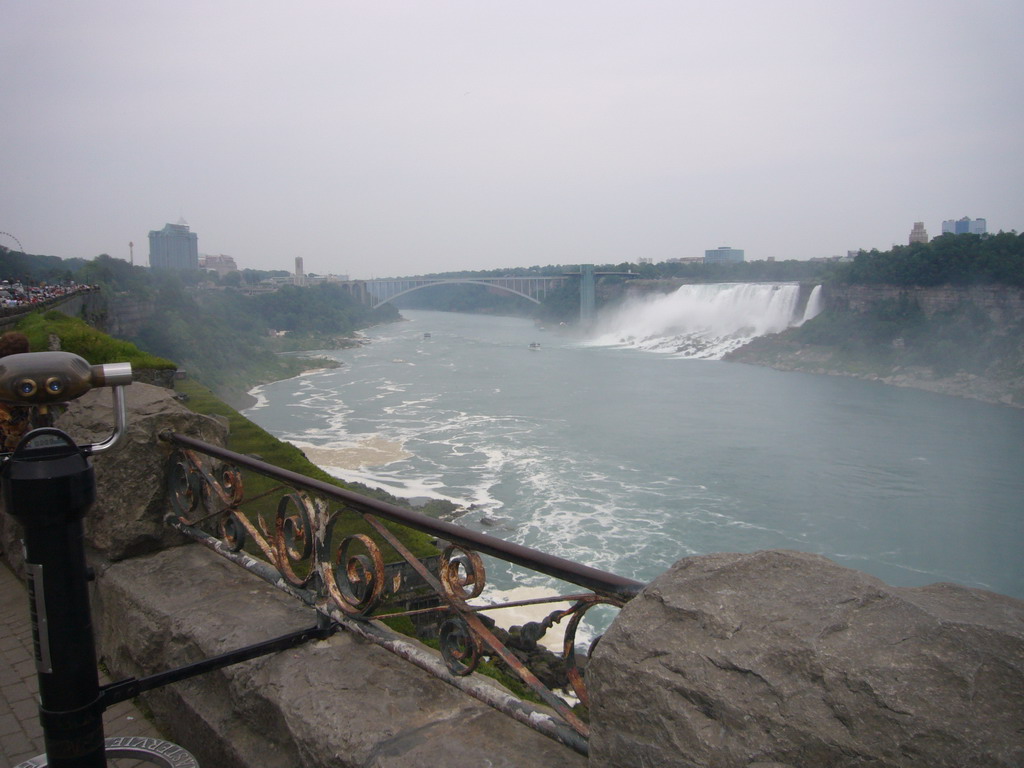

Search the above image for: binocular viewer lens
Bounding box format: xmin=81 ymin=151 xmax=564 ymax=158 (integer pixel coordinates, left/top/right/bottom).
xmin=0 ymin=352 xmax=133 ymax=405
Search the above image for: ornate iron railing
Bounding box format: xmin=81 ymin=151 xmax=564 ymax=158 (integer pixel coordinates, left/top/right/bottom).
xmin=161 ymin=431 xmax=644 ymax=756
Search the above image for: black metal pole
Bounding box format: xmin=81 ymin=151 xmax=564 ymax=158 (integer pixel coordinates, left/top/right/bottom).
xmin=2 ymin=428 xmax=106 ymax=768
xmin=100 ymin=621 xmax=335 ymax=707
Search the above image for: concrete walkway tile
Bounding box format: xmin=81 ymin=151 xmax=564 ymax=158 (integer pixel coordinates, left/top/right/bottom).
xmin=1 ymin=561 xmax=169 ymax=765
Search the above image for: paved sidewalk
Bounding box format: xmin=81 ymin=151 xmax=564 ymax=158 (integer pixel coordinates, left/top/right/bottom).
xmin=0 ymin=561 xmax=165 ymax=767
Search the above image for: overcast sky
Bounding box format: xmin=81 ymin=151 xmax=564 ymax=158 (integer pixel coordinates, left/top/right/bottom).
xmin=2 ymin=2 xmax=1021 ymax=278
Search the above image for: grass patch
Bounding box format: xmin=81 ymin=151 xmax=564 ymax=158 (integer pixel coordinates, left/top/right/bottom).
xmin=16 ymin=311 xmax=176 ymax=369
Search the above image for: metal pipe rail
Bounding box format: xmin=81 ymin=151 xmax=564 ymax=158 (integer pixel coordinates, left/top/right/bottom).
xmin=162 ymin=431 xmax=643 ymax=602
xmin=160 ymin=430 xmax=646 ymax=755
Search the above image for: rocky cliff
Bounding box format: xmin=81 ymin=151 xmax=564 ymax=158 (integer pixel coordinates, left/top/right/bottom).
xmin=727 ymin=284 xmax=1024 ymax=408
xmin=823 ymin=283 xmax=1024 ymax=324
xmin=101 ymin=292 xmax=156 ymax=339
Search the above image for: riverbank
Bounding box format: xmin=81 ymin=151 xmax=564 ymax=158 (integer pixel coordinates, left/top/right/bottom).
xmin=725 ymin=336 xmax=1024 ymax=409
xmin=224 ymin=332 xmax=369 ymax=410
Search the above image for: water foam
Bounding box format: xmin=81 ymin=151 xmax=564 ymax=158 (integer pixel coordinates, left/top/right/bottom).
xmin=589 ymin=282 xmax=813 ymax=358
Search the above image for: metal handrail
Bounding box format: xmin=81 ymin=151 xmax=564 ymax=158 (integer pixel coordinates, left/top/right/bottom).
xmin=159 ymin=430 xmax=647 ymax=755
xmin=162 ymin=431 xmax=643 ymax=602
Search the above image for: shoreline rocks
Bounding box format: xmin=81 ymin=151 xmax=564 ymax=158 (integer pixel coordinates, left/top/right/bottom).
xmin=725 ymin=343 xmax=1024 ymax=409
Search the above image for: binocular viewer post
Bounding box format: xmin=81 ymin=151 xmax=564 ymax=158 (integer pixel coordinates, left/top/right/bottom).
xmin=0 ymin=352 xmax=133 ymax=766
xmin=1 ymin=352 xmax=319 ymax=765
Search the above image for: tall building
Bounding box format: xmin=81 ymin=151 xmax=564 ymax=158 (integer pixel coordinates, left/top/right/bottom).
xmin=704 ymin=246 xmax=745 ymax=264
xmin=294 ymin=257 xmax=305 ymax=286
xmin=148 ymin=219 xmax=199 ymax=270
xmin=909 ymin=222 xmax=929 ymax=244
xmin=941 ymin=217 xmax=987 ymax=235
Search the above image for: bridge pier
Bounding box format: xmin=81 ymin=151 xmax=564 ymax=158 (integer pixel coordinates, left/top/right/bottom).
xmin=579 ymin=265 xmax=595 ymax=325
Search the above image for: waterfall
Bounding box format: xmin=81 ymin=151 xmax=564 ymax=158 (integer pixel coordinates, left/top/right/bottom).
xmin=589 ymin=282 xmax=815 ymax=359
xmin=800 ymin=284 xmax=824 ymax=325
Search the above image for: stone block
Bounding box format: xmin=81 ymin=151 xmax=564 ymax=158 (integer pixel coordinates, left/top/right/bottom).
xmin=94 ymin=545 xmax=586 ymax=768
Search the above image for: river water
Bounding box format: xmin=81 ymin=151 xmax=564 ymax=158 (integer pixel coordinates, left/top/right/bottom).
xmin=244 ymin=288 xmax=1024 ymax=603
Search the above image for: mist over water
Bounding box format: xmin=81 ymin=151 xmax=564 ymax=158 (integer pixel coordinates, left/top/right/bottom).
xmin=244 ymin=300 xmax=1024 ymax=610
xmin=589 ymin=282 xmax=821 ymax=358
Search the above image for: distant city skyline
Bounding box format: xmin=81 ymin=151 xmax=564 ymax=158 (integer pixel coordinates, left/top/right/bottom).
xmin=941 ymin=217 xmax=987 ymax=236
xmin=19 ymin=211 xmax=1011 ymax=280
xmin=134 ymin=213 xmax=1005 ymax=278
xmin=2 ymin=2 xmax=1021 ymax=279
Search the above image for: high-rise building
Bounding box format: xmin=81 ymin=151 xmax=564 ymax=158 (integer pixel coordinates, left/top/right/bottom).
xmin=704 ymin=246 xmax=745 ymax=264
xmin=941 ymin=217 xmax=987 ymax=235
xmin=294 ymin=257 xmax=305 ymax=286
xmin=909 ymin=222 xmax=929 ymax=244
xmin=148 ymin=219 xmax=199 ymax=270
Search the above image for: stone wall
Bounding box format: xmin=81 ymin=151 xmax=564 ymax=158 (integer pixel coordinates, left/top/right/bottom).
xmin=95 ymin=546 xmax=584 ymax=768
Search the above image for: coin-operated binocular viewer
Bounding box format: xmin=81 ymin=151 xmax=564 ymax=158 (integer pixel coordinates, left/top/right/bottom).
xmin=0 ymin=352 xmax=198 ymax=767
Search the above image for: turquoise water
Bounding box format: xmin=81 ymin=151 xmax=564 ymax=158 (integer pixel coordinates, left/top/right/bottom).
xmin=245 ymin=309 xmax=1024 ymax=600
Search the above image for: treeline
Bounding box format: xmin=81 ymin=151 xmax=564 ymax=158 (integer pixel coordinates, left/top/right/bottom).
xmin=0 ymin=249 xmax=397 ymax=406
xmin=138 ymin=277 xmax=397 ymax=406
xmin=241 ymin=283 xmax=395 ymax=335
xmin=408 ymin=234 xmax=1024 ymax=303
xmin=834 ymin=232 xmax=1024 ymax=287
xmin=0 ymin=249 xmax=89 ymax=286
xmin=414 ymin=258 xmax=831 ymax=283
xmin=0 ymin=248 xmax=292 ymax=298
xmin=133 ymin=278 xmax=397 ymax=403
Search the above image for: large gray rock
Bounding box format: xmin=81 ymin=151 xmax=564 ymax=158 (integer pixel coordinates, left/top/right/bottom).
xmin=59 ymin=382 xmax=228 ymax=560
xmin=94 ymin=544 xmax=587 ymax=768
xmin=588 ymin=550 xmax=1024 ymax=768
xmin=0 ymin=383 xmax=227 ymax=577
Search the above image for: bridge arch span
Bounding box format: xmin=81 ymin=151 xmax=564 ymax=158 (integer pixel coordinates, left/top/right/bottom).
xmin=370 ymin=279 xmax=543 ymax=309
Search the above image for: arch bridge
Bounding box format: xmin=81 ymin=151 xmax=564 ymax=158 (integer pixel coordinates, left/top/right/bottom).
xmin=364 ymin=276 xmax=567 ymax=309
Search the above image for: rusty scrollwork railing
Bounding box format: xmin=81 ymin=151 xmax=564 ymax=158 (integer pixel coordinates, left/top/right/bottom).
xmin=160 ymin=431 xmax=644 ymax=755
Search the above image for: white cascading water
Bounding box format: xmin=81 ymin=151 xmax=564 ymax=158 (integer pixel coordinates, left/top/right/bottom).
xmin=800 ymin=284 xmax=824 ymax=325
xmin=588 ymin=282 xmax=820 ymax=359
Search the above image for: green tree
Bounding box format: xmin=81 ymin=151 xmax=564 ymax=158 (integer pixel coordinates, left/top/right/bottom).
xmin=836 ymin=232 xmax=1024 ymax=287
